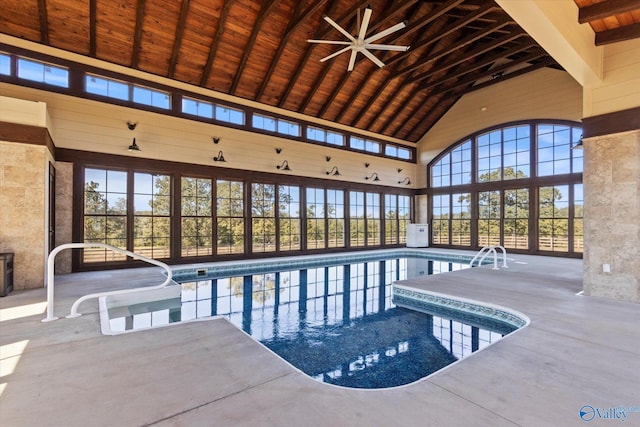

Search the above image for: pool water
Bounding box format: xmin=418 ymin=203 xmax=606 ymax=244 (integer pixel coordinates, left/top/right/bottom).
xmin=105 ymin=255 xmax=514 ymax=388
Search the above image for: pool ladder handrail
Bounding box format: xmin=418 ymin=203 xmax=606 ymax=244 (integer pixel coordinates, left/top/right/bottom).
xmin=470 ymin=245 xmax=509 ymax=270
xmin=42 ymin=242 xmax=173 ymax=322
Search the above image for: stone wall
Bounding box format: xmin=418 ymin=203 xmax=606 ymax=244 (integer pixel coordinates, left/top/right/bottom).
xmin=0 ymin=141 xmax=49 ymax=289
xmin=583 ymin=130 xmax=640 ymax=303
xmin=54 ymin=161 xmax=73 ymax=274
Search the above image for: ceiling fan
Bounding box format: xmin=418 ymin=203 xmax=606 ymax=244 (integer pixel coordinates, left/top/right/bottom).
xmin=308 ymin=5 xmax=410 ymax=72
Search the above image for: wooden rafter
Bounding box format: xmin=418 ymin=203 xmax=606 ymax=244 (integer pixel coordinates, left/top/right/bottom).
xmin=89 ymin=0 xmax=97 ymax=56
xmin=168 ymin=0 xmax=191 ymax=78
xmin=131 ymin=0 xmax=147 ymax=68
xmin=596 ymin=22 xmax=640 ymax=46
xmin=200 ymin=0 xmax=238 ymax=87
xmin=255 ymin=0 xmax=326 ymax=101
xmin=37 ymin=0 xmax=49 ymax=44
xmin=230 ymin=0 xmax=280 ymax=95
xmin=578 ymin=0 xmax=640 ymax=23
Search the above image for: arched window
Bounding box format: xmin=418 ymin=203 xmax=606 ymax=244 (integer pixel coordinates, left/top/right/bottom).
xmin=428 ymin=121 xmax=583 ymax=256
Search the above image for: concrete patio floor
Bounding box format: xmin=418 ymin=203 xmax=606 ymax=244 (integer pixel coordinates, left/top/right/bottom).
xmin=1 ymin=250 xmax=639 ymax=426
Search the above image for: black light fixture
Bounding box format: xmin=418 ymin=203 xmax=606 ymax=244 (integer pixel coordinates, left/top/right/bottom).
xmin=127 ymin=121 xmax=137 ymax=130
xmin=365 ymin=173 xmax=380 ymax=181
xmin=212 ymin=136 xmax=220 ymax=144
xmin=276 ymin=160 xmax=291 ymax=171
xmin=572 ymin=135 xmax=583 ymax=150
xmin=398 ymin=177 xmax=411 ymax=185
xmin=397 ymin=168 xmax=403 ymax=173
xmin=275 ymin=148 xmax=282 ymax=154
xmin=213 ymin=150 xmax=226 ymax=162
xmin=326 ymin=166 xmax=340 ymax=176
xmin=365 ymin=162 xmax=370 ymax=168
xmin=128 ymin=137 xmax=140 ymax=151
xmin=325 ymin=156 xmax=331 ymax=162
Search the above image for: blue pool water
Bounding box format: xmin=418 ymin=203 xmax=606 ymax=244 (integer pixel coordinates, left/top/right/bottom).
xmin=106 ymin=254 xmax=515 ymax=388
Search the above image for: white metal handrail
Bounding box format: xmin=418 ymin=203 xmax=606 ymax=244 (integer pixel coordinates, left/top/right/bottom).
xmin=470 ymin=245 xmax=508 ymax=270
xmin=42 ymin=243 xmax=173 ymax=322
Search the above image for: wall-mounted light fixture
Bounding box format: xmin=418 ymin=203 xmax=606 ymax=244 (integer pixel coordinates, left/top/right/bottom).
xmin=572 ymin=135 xmax=583 ymax=150
xmin=127 ymin=121 xmax=137 ymax=131
xmin=213 ymin=150 xmax=226 ymax=162
xmin=365 ymin=173 xmax=380 ymax=182
xmin=364 ymin=162 xmax=370 ymax=168
xmin=398 ymin=177 xmax=411 ymax=185
xmin=325 ymin=156 xmax=331 ymax=162
xmin=276 ymin=160 xmax=291 ymax=171
xmin=326 ymin=166 xmax=340 ymax=176
xmin=275 ymin=148 xmax=282 ymax=154
xmin=128 ymin=137 xmax=140 ymax=151
xmin=212 ymin=136 xmax=220 ymax=144
xmin=397 ymin=168 xmax=403 ymax=173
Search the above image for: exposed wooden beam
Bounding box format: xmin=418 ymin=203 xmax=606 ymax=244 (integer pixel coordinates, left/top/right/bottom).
xmin=168 ymin=0 xmax=191 ymax=78
xmin=578 ymin=0 xmax=640 ymax=23
xmin=230 ymin=0 xmax=280 ymax=94
xmin=255 ymin=0 xmax=326 ymax=102
xmin=391 ymin=19 xmax=515 ymax=80
xmin=89 ymin=0 xmax=97 ymax=57
xmin=277 ymin=0 xmax=340 ymax=108
xmin=595 ymin=22 xmax=640 ymax=46
xmin=200 ymin=0 xmax=238 ymax=87
xmin=37 ymin=0 xmax=49 ymax=44
xmin=131 ymin=0 xmax=147 ymax=68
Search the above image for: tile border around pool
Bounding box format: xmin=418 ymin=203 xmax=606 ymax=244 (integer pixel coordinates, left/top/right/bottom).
xmin=171 ymin=249 xmax=483 ymax=280
xmin=392 ymin=284 xmax=530 ymax=330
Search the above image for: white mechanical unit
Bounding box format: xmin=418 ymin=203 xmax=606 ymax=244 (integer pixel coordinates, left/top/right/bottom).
xmin=406 ymin=224 xmax=429 ymax=248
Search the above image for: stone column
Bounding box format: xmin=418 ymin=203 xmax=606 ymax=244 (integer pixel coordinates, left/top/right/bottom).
xmin=583 ymin=130 xmax=640 ymax=302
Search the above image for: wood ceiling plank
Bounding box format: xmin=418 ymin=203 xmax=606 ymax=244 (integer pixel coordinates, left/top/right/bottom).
xmin=200 ymin=0 xmax=238 ymax=87
xmin=168 ymin=0 xmax=191 ymax=78
xmin=37 ymin=0 xmax=49 ymax=44
xmin=595 ymin=22 xmax=640 ymax=45
xmin=131 ymin=0 xmax=147 ymax=68
xmin=578 ymin=0 xmax=640 ymax=23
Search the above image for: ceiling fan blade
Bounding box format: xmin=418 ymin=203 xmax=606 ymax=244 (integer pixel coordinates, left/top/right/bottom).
xmin=347 ymin=50 xmax=358 ymax=72
xmin=324 ymin=15 xmax=356 ymax=42
xmin=320 ymin=46 xmax=352 ymax=63
xmin=365 ymin=44 xmax=410 ymax=52
xmin=364 ymin=21 xmax=407 ymax=44
xmin=308 ymin=40 xmax=352 ymax=45
xmin=361 ymin=49 xmax=385 ymax=68
xmin=358 ymin=6 xmax=372 ymax=40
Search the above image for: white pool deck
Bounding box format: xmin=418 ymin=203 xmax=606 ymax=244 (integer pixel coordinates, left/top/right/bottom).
xmin=1 ymin=249 xmax=639 ymax=426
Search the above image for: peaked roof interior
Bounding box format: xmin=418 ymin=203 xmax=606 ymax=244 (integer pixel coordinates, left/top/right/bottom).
xmin=2 ymin=0 xmax=640 ymax=143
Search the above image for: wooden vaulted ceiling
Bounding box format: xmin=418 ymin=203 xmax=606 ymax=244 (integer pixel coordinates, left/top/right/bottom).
xmin=1 ymin=1 xmax=638 ymax=143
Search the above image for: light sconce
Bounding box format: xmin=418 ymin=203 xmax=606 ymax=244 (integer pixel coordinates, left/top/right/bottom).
xmin=364 ymin=162 xmax=370 ymax=168
xmin=127 ymin=121 xmax=137 ymax=131
xmin=275 ymin=148 xmax=282 ymax=154
xmin=365 ymin=173 xmax=380 ymax=182
xmin=397 ymin=168 xmax=403 ymax=173
xmin=212 ymin=136 xmax=220 ymax=144
xmin=572 ymin=135 xmax=583 ymax=150
xmin=128 ymin=137 xmax=140 ymax=151
xmin=276 ymin=160 xmax=291 ymax=171
xmin=213 ymin=150 xmax=226 ymax=162
xmin=326 ymin=166 xmax=340 ymax=176
xmin=398 ymin=177 xmax=411 ymax=185
xmin=325 ymin=156 xmax=331 ymax=162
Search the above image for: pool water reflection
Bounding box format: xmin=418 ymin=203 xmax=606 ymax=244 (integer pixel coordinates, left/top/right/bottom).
xmin=107 ymin=257 xmax=513 ymax=388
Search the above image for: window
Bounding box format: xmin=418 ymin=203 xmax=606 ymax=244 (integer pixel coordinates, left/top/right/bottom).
xmin=253 ymin=113 xmax=300 ymax=137
xmin=385 ymin=195 xmax=398 ymax=245
xmin=133 ymin=173 xmax=171 ymax=258
xmin=133 ymin=85 xmax=170 ymax=109
xmin=429 ymin=121 xmax=582 ymax=255
xmin=215 ymin=105 xmax=245 ymax=125
xmin=251 ymin=183 xmax=276 ymax=253
xmin=385 ymin=144 xmax=412 ymax=160
xmin=350 ymin=136 xmax=381 ymax=154
xmin=182 ymin=97 xmax=214 ymax=119
xmin=278 ymin=185 xmax=300 ymax=251
xmin=181 ymin=177 xmax=212 ymax=257
xmin=17 ymin=58 xmax=68 ymax=87
xmin=86 ymin=75 xmax=129 ymax=100
xmin=0 ymin=53 xmax=10 ymax=75
xmin=398 ymin=195 xmax=410 ymax=244
xmin=537 ymin=124 xmax=582 ymax=176
xmin=328 ymin=189 xmax=345 ymax=248
xmin=83 ymin=168 xmax=128 ymax=262
xmin=216 ymin=180 xmax=244 ymax=255
xmin=350 ymin=191 xmax=365 ymax=247
xmin=366 ymin=193 xmax=381 ymax=246
xmin=306 ymin=188 xmax=325 ymax=250
xmin=307 ymin=127 xmax=345 ymax=146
